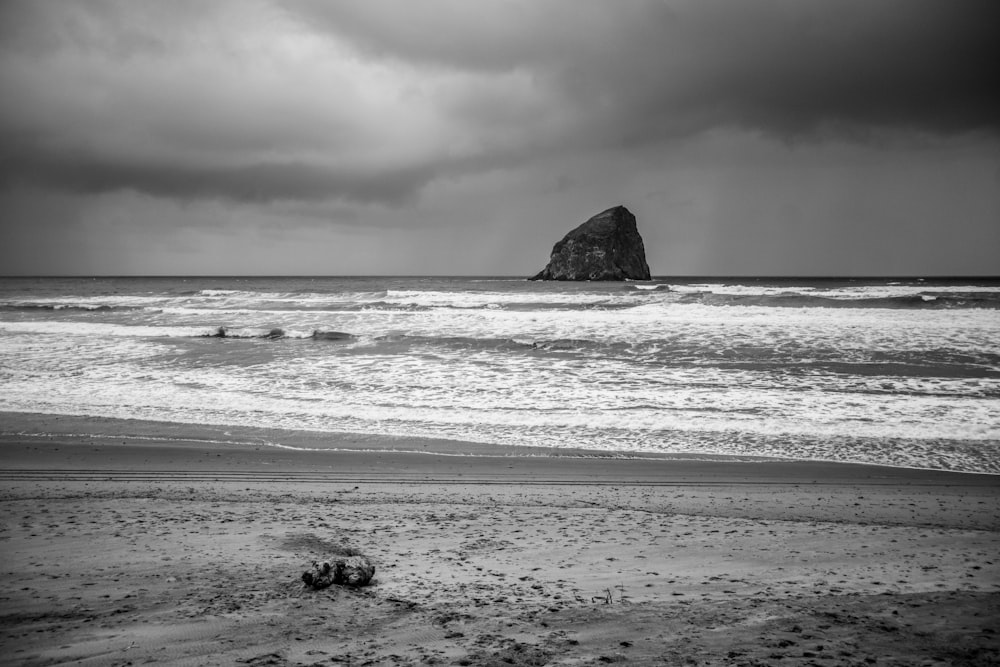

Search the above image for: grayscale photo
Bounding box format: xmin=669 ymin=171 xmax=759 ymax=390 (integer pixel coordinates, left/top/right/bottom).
xmin=1 ymin=1 xmax=997 ymax=665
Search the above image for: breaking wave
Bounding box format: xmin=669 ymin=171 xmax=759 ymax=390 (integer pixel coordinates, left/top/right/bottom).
xmin=675 ymin=291 xmax=1000 ymax=310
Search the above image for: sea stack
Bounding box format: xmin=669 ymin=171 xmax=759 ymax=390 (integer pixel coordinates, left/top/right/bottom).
xmin=530 ymin=205 xmax=651 ymax=281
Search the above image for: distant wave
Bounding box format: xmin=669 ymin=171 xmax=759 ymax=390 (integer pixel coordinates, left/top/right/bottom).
xmin=0 ymin=303 xmax=146 ymax=313
xmin=677 ymin=291 xmax=1000 ymax=310
xmin=9 ymin=292 xmax=996 ymax=314
xmin=181 ymin=288 xmax=391 ymax=301
xmin=175 ymin=286 xmax=997 ymax=312
xmin=190 ymin=289 xmax=243 ymax=297
xmin=350 ymin=301 xmax=637 ymax=312
xmin=27 ymin=284 xmax=989 ymax=315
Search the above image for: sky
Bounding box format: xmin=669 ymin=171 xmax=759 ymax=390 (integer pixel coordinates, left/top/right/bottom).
xmin=0 ymin=0 xmax=997 ymax=277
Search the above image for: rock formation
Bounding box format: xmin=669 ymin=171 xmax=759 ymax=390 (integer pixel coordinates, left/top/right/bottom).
xmin=530 ymin=205 xmax=651 ymax=281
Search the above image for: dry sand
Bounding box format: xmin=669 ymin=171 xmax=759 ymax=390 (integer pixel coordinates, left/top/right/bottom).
xmin=1 ymin=414 xmax=998 ymax=666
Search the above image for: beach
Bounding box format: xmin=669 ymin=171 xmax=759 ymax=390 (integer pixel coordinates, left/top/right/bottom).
xmin=1 ymin=414 xmax=998 ymax=666
xmin=4 ymin=0 xmax=999 ymax=661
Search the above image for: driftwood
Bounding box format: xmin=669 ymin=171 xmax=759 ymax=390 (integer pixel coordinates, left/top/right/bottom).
xmin=301 ymin=556 xmax=375 ymax=589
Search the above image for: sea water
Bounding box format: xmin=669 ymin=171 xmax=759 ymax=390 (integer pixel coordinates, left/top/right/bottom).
xmin=1 ymin=276 xmax=998 ymax=473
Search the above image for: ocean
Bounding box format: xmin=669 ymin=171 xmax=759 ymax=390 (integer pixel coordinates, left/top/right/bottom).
xmin=1 ymin=276 xmax=998 ymax=473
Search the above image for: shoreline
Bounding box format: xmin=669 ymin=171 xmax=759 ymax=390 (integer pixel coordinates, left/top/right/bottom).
xmin=1 ymin=411 xmax=998 ymax=665
xmin=3 ymin=410 xmax=997 ymax=478
xmin=3 ymin=410 xmax=804 ymax=461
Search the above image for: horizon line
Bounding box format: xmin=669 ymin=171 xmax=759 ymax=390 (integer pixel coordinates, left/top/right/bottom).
xmin=2 ymin=274 xmax=999 ymax=281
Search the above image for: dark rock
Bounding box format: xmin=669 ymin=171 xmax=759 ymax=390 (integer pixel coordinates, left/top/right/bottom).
xmin=301 ymin=556 xmax=375 ymax=588
xmin=531 ymin=205 xmax=651 ymax=281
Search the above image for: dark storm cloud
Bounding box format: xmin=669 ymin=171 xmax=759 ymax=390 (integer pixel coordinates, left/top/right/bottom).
xmin=0 ymin=145 xmax=432 ymax=205
xmin=0 ymin=0 xmax=997 ymax=209
xmin=288 ymin=0 xmax=1000 ymax=138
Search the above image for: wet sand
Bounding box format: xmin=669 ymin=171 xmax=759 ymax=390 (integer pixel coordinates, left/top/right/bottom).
xmin=1 ymin=413 xmax=998 ymax=666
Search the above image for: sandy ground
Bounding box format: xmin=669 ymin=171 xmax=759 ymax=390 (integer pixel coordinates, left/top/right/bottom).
xmin=1 ymin=414 xmax=998 ymax=666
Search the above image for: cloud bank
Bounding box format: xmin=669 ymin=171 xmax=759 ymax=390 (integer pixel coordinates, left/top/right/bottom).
xmin=1 ymin=0 xmax=996 ymax=206
xmin=0 ymin=0 xmax=996 ymax=275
